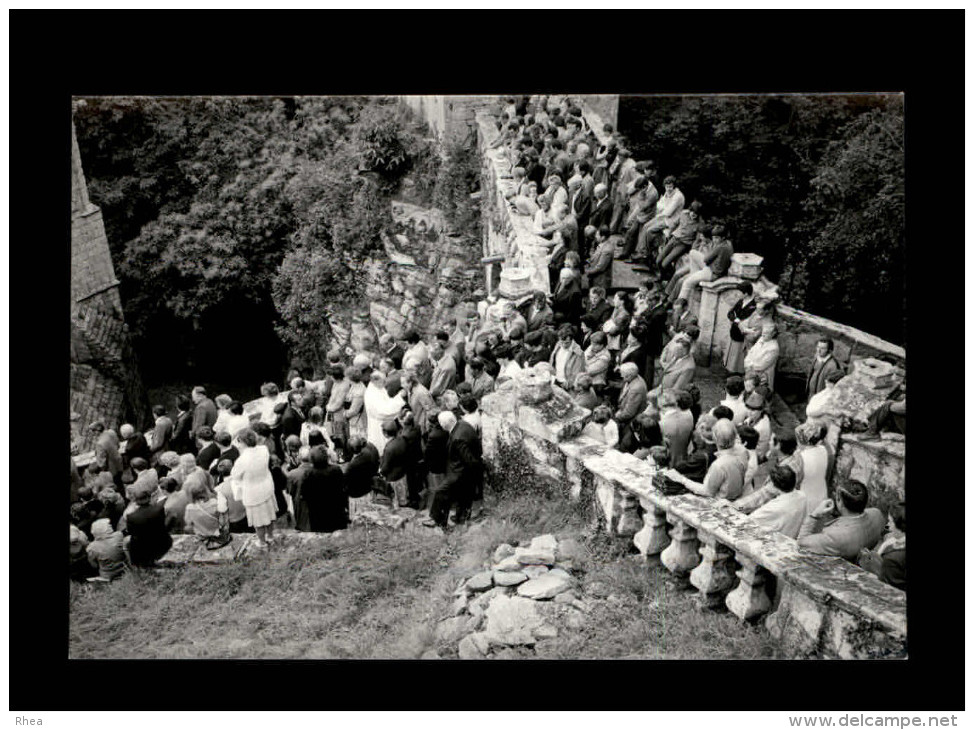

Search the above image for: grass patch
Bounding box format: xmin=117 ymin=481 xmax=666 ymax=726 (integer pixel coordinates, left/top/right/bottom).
xmin=70 ymin=490 xmax=780 ymax=659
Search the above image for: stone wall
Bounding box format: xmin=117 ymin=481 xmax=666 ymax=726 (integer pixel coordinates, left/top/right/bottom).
xmin=479 ymin=369 xmax=907 ymax=660
xmin=401 ymin=95 xmax=498 ymax=145
xmin=321 ymin=200 xmax=484 ymax=364
xmin=71 ymin=124 xmax=148 ymax=454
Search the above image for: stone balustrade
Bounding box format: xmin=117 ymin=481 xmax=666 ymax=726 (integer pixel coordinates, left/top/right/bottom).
xmin=480 ymin=371 xmax=907 ymax=659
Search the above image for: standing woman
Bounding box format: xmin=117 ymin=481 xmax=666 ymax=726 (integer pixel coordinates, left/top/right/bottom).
xmin=796 ymin=421 xmax=830 ymax=510
xmin=229 ymin=428 xmax=278 ymax=549
xmin=325 ymin=364 xmax=351 ymax=451
xmin=345 ymin=366 xmax=367 ymax=441
xmin=724 ymin=282 xmax=757 ymax=374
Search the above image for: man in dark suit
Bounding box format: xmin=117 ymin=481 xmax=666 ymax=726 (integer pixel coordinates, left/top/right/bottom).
xmin=280 ymin=390 xmax=306 ymax=440
xmin=584 ymin=226 xmax=616 ymax=291
xmin=207 ymin=432 xmax=239 ymax=475
xmin=580 ymin=286 xmax=613 ymax=333
xmin=807 ymin=338 xmax=842 ymax=398
xmin=343 ymin=436 xmax=379 ymax=500
xmin=588 ymin=182 xmax=613 ymax=232
xmin=195 ymin=426 xmax=220 ymax=471
xmin=123 ymin=483 xmax=173 ymax=567
xmin=171 ymin=395 xmax=195 ymax=455
xmin=424 ymin=410 xmax=482 ymax=529
xmin=190 ymin=386 xmax=218 ymax=445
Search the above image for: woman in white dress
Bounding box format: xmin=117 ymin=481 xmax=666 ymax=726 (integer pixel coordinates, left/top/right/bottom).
xmin=230 ymin=428 xmax=278 ymax=548
xmin=796 ymin=421 xmax=830 ymax=509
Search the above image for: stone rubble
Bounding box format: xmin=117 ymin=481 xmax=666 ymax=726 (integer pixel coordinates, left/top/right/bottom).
xmin=438 ymin=533 xmax=589 ymax=659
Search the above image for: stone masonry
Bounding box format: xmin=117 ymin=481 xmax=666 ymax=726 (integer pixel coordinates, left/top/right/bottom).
xmin=71 ymin=123 xmax=148 ymax=454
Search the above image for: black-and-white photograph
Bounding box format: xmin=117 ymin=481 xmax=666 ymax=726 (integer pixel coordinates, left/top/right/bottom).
xmin=68 ymin=91 xmax=908 ymax=664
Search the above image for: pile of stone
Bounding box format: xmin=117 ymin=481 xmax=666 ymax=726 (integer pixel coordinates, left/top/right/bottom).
xmin=433 ymin=534 xmax=593 ymax=659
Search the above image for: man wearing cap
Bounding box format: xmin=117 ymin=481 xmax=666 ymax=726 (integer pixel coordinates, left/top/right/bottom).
xmin=798 ymin=481 xmax=884 ymax=561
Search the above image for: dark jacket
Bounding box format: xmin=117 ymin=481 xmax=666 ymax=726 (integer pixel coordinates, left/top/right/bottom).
xmin=171 ymin=411 xmax=195 ymax=454
xmin=589 ymin=195 xmax=613 ymax=231
xmin=345 ymin=443 xmax=379 ymax=498
xmin=581 ymin=298 xmax=613 ymax=332
xmin=280 ymin=405 xmax=305 ymax=440
xmin=552 ymin=280 xmax=583 ymax=323
xmin=301 ymin=465 xmax=347 ymax=533
xmin=196 ymin=442 xmax=221 ymax=471
xmin=122 ymin=433 xmax=151 ymax=473
xmin=286 ymin=463 xmax=314 ymax=531
xmin=385 ymin=343 xmax=405 ymax=370
xmin=423 ymin=425 xmax=450 ymax=475
xmin=124 ymin=502 xmax=173 ymax=567
xmin=442 ymin=421 xmax=483 ymax=490
xmin=192 ymin=398 xmax=218 ymax=439
xmin=380 ymin=435 xmax=410 ymax=483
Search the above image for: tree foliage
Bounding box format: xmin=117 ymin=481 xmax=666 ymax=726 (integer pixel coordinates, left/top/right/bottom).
xmin=620 ymin=94 xmax=904 ymax=343
xmin=74 ymin=96 xmax=465 ymax=379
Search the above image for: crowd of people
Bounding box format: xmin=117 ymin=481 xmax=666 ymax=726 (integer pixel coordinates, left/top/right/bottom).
xmin=69 ymin=94 xmax=904 ymax=594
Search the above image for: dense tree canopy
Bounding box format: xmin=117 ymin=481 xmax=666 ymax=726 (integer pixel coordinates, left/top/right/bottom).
xmin=74 ymin=96 xmax=458 ymax=382
xmin=619 ymin=94 xmax=904 ymax=344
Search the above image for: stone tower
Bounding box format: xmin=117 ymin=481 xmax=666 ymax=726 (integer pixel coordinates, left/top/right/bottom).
xmin=71 ymin=122 xmax=148 ymax=454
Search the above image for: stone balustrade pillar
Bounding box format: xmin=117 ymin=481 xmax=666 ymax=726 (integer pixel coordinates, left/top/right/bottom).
xmin=725 ymin=553 xmax=772 ymax=621
xmin=660 ymin=516 xmax=701 ymax=575
xmin=688 ymin=531 xmax=737 ymax=608
xmin=633 ymin=498 xmax=670 ymax=565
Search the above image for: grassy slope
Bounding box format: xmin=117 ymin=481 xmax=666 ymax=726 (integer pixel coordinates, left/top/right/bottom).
xmin=69 ymin=492 xmax=779 ymax=660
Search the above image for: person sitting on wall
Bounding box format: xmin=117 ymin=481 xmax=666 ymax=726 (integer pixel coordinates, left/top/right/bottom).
xmin=805 ymin=368 xmax=845 ymax=421
xmin=670 ymin=222 xmax=734 ymax=304
xmin=858 ymin=501 xmax=906 ymax=591
xmin=797 ymin=481 xmax=885 ymax=562
xmin=747 ymin=465 xmax=807 ymax=539
xmin=618 ymin=412 xmax=663 ymax=459
xmin=572 ymin=373 xmax=601 ymax=412
xmin=655 ymin=201 xmax=704 ymax=273
xmin=670 ymin=412 xmax=719 ymax=482
xmin=581 ymin=404 xmax=620 ymax=450
xmin=861 ymin=388 xmax=907 ymax=441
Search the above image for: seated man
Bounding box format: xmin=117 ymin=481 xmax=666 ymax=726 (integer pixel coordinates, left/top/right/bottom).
xmin=656 ymin=201 xmax=704 ymax=271
xmin=664 ymin=418 xmax=748 ymax=500
xmin=671 ymin=222 xmax=734 ymax=303
xmin=798 ymin=481 xmax=885 ymax=562
xmin=748 ymin=465 xmax=807 ymax=539
xmin=123 ymin=482 xmax=174 ymax=568
xmin=649 ymin=334 xmax=696 ymax=400
xmin=581 ymin=405 xmax=620 ymax=450
xmin=858 ymin=502 xmax=906 ymax=591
